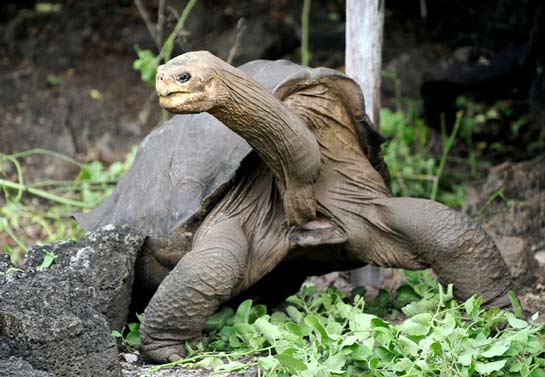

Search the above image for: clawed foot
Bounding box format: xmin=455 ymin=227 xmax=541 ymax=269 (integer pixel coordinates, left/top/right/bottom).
xmin=141 ymin=342 xmax=186 ymax=363
xmin=289 ymin=217 xmax=347 ymax=247
xmin=140 ymin=332 xmax=206 ymax=363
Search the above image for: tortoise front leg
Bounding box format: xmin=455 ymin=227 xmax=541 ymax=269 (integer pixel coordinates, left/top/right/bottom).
xmin=355 ymin=197 xmax=513 ymax=307
xmin=140 ymin=218 xmax=248 ymax=363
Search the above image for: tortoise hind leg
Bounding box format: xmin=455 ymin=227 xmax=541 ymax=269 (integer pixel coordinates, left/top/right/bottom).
xmin=140 ymin=218 xmax=248 ymax=363
xmin=358 ymin=197 xmax=513 ymax=307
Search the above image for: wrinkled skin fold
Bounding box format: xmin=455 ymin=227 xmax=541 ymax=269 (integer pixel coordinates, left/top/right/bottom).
xmin=136 ymin=52 xmax=513 ymax=363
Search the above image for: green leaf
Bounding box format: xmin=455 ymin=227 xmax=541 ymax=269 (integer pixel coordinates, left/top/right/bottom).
xmin=234 ymin=299 xmax=253 ymax=325
xmin=275 ymin=354 xmax=307 ymax=373
xmin=351 ymin=344 xmax=373 ymax=361
xmin=475 ymin=359 xmax=507 ymax=374
xmin=302 ymin=282 xmax=316 ymax=296
xmin=398 ymin=335 xmax=420 ymax=356
xmin=324 ymin=353 xmax=346 ymax=374
xmin=286 ymin=322 xmax=303 ymax=337
xmin=214 ymin=361 xmax=246 ymax=373
xmin=259 ymin=355 xmax=278 ymax=371
xmin=233 ymin=323 xmax=254 ymax=343
xmin=286 ymin=306 xmax=303 ymax=323
xmin=304 ymin=315 xmax=332 ymax=343
xmin=508 ymin=290 xmax=523 ymax=318
xmin=204 ymin=307 xmax=234 ymax=331
xmin=402 ymin=297 xmax=438 ymax=317
xmin=111 ymin=330 xmax=122 ymax=338
xmin=530 ymin=368 xmax=545 ymax=377
xmin=507 ymin=315 xmax=528 ymax=329
xmin=399 ymin=313 xmax=432 ymax=336
xmin=481 ymin=339 xmax=511 ymax=358
xmin=254 ymin=317 xmax=282 ymax=343
xmin=132 ymin=45 xmax=160 ymax=85
xmin=36 ymin=251 xmax=56 ymax=271
xmin=457 ymin=351 xmax=473 ymax=367
xmin=228 ymin=334 xmax=241 ymax=348
xmin=125 ymin=332 xmax=141 ymax=348
xmin=394 ymin=285 xmax=420 ymax=308
xmin=438 ymin=283 xmax=454 ymax=306
xmin=365 ymin=289 xmax=390 ymax=317
xmin=349 ymin=313 xmax=375 ymax=332
xmin=464 ymin=295 xmax=483 ymax=319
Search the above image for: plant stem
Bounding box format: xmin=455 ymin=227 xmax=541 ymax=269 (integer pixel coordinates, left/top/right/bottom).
xmin=0 ymin=218 xmax=28 ymax=253
xmin=0 ymin=178 xmax=93 ymax=208
xmin=474 ymin=187 xmax=506 ymax=219
xmin=430 ymin=111 xmax=463 ymax=201
xmin=11 ymin=148 xmax=84 ymax=167
xmin=0 ymin=153 xmax=24 ymax=200
xmin=300 ymin=0 xmax=311 ymax=66
xmin=140 ymin=346 xmax=273 ymax=374
xmin=159 ymin=0 xmax=198 ymax=62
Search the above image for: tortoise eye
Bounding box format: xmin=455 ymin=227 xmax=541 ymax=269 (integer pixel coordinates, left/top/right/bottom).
xmin=177 ymin=72 xmax=191 ymax=83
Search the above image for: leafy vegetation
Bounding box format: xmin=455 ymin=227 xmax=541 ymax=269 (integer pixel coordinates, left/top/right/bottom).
xmin=138 ymin=273 xmax=544 ymax=376
xmin=133 ymin=0 xmax=197 ymax=85
xmin=0 ymin=147 xmax=136 ymax=262
xmin=112 ymin=312 xmax=144 ymax=351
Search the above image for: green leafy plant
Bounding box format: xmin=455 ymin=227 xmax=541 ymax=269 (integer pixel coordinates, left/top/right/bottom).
xmin=112 ymin=313 xmax=144 ymax=350
xmin=133 ymin=0 xmax=197 ymax=84
xmin=0 ymin=147 xmax=137 ymax=258
xmin=380 ymin=107 xmax=467 ymax=208
xmin=35 ymin=249 xmax=57 ymax=271
xmin=142 ymin=272 xmax=545 ymax=376
xmin=300 ymin=0 xmax=312 ymax=66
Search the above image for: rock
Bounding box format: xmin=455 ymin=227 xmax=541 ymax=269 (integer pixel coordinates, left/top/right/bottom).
xmin=465 ymin=159 xmax=545 ymax=286
xmin=493 ymin=236 xmax=535 ymax=280
xmin=0 ymin=225 xmax=144 ymax=377
xmin=0 ymin=356 xmax=54 ymax=377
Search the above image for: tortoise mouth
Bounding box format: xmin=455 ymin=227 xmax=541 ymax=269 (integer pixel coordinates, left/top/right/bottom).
xmin=159 ymin=91 xmax=192 ymax=99
xmin=159 ymin=92 xmax=193 ymax=110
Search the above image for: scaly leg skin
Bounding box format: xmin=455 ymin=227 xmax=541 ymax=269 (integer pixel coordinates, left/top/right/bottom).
xmin=359 ymin=197 xmax=513 ymax=308
xmin=140 ymin=218 xmax=248 ymax=363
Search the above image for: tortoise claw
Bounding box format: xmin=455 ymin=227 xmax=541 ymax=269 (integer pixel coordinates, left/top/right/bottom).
xmin=140 ymin=333 xmax=207 ymax=364
xmin=168 ymin=353 xmax=182 ymax=362
xmin=141 ymin=342 xmax=187 ymax=364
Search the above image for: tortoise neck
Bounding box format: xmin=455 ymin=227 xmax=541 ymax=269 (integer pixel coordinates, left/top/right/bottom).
xmin=208 ymin=67 xmax=303 ymax=180
xmin=209 ymin=68 xmax=294 ymax=149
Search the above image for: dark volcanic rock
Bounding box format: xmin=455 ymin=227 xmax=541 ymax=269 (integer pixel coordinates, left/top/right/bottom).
xmin=0 ymin=356 xmax=54 ymax=377
xmin=0 ymin=225 xmax=144 ymax=377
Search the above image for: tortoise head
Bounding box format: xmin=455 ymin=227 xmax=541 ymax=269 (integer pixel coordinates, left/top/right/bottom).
xmin=156 ymin=51 xmax=228 ymax=114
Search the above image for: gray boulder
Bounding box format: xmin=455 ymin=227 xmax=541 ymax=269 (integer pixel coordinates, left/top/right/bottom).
xmin=0 ymin=356 xmax=54 ymax=377
xmin=0 ymin=225 xmax=144 ymax=377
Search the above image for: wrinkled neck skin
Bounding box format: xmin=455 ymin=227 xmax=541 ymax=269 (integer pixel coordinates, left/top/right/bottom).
xmin=209 ymin=68 xmax=319 ymax=187
xmin=208 ymin=65 xmax=321 ymax=225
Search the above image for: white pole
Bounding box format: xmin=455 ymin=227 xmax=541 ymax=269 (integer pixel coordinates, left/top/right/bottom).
xmin=346 ymin=0 xmax=385 ymax=287
xmin=345 ymin=0 xmax=384 ymax=125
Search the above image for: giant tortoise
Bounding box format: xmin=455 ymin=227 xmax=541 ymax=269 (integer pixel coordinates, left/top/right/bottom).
xmin=77 ymin=51 xmax=512 ymax=363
